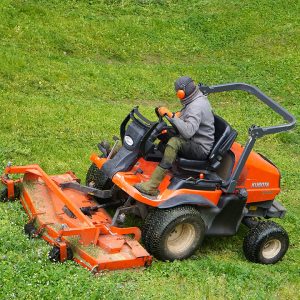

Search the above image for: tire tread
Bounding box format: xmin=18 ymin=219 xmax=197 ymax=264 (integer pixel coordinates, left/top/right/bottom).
xmin=86 ymin=163 xmax=112 ymax=190
xmin=142 ymin=206 xmax=205 ymax=261
xmin=243 ymin=221 xmax=289 ymax=264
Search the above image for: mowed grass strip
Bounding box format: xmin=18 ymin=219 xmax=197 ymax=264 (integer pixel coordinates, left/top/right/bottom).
xmin=0 ymin=0 xmax=299 ymax=299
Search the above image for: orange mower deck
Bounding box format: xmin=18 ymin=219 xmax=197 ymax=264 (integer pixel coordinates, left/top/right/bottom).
xmin=2 ymin=165 xmax=152 ymax=273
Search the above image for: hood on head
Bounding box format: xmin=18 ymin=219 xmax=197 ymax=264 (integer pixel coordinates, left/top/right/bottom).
xmin=174 ymin=76 xmax=197 ymax=100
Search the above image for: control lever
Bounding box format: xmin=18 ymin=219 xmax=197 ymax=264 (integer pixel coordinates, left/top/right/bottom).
xmin=107 ymin=138 xmax=120 ymax=160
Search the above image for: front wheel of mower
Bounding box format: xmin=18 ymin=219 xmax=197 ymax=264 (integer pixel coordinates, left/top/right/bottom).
xmin=142 ymin=206 xmax=205 ymax=261
xmin=243 ymin=221 xmax=289 ymax=264
xmin=24 ymin=222 xmax=39 ymax=238
xmin=0 ymin=185 xmax=20 ymax=202
xmin=86 ymin=163 xmax=113 ymax=191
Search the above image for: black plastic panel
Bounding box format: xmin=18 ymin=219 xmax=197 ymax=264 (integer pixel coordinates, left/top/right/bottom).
xmin=206 ymin=194 xmax=246 ymax=236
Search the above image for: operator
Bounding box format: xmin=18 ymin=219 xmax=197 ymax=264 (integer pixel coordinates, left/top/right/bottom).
xmin=135 ymin=76 xmax=215 ymax=196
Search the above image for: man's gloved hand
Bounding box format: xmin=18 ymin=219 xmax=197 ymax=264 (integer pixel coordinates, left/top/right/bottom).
xmin=158 ymin=106 xmax=173 ymax=118
xmin=174 ymin=111 xmax=181 ymax=118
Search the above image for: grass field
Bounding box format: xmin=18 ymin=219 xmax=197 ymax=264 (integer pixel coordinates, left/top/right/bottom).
xmin=0 ymin=0 xmax=299 ymax=299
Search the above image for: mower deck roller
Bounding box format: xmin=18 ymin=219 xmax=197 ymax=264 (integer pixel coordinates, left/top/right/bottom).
xmin=2 ymin=165 xmax=152 ymax=272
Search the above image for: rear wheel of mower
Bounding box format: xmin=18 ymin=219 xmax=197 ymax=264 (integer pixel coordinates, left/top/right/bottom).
xmin=243 ymin=221 xmax=289 ymax=264
xmin=86 ymin=163 xmax=113 ymax=191
xmin=142 ymin=206 xmax=205 ymax=261
xmin=48 ymin=246 xmax=74 ymax=262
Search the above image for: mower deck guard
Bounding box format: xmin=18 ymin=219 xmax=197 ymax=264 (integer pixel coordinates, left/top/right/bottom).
xmin=2 ymin=165 xmax=152 ymax=272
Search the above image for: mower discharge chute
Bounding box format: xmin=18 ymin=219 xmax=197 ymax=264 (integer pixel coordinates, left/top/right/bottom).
xmin=1 ymin=83 xmax=296 ymax=272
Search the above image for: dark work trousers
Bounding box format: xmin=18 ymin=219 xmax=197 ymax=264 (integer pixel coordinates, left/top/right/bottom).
xmin=159 ymin=136 xmax=208 ymax=169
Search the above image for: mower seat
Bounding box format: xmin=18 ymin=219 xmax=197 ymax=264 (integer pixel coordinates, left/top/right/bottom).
xmin=177 ymin=115 xmax=237 ymax=172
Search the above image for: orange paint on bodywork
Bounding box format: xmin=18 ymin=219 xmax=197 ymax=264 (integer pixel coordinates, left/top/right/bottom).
xmin=231 ymin=143 xmax=280 ymax=203
xmin=2 ymin=165 xmax=152 ymax=272
xmin=109 ymin=158 xmax=222 ymax=206
xmin=91 ymin=142 xmax=281 ymax=208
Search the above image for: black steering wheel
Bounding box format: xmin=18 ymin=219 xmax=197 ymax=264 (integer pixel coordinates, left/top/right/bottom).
xmin=154 ymin=107 xmax=163 ymax=122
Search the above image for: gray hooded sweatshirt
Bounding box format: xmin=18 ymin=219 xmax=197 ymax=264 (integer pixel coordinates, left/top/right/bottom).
xmin=170 ymin=87 xmax=215 ymax=155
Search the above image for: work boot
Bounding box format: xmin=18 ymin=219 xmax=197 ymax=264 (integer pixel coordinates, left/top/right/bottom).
xmin=134 ymin=166 xmax=167 ymax=196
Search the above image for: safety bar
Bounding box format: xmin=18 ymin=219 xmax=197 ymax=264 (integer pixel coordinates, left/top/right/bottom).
xmin=198 ymin=83 xmax=296 ymax=193
xmin=199 ymin=83 xmax=296 ymax=137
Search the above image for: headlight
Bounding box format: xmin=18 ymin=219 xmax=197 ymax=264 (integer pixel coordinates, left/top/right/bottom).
xmin=124 ymin=135 xmax=134 ymax=146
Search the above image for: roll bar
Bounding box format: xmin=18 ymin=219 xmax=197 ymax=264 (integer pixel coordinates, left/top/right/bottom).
xmin=199 ymin=83 xmax=296 ymax=193
xmin=120 ymin=85 xmax=296 ymax=193
xmin=199 ymin=83 xmax=296 ymax=137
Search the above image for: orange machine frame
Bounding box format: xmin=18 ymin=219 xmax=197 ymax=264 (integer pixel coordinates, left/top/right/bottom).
xmin=2 ymin=165 xmax=152 ymax=272
xmin=91 ymin=141 xmax=280 ymax=209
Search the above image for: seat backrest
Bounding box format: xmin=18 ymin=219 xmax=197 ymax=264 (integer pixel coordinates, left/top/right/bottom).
xmin=209 ymin=115 xmax=237 ymax=169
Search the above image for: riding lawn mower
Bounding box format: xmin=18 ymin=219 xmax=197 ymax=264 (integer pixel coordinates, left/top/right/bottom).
xmin=0 ymin=83 xmax=296 ymax=273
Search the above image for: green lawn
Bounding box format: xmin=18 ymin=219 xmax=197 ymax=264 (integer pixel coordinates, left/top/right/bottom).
xmin=0 ymin=0 xmax=299 ymax=299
